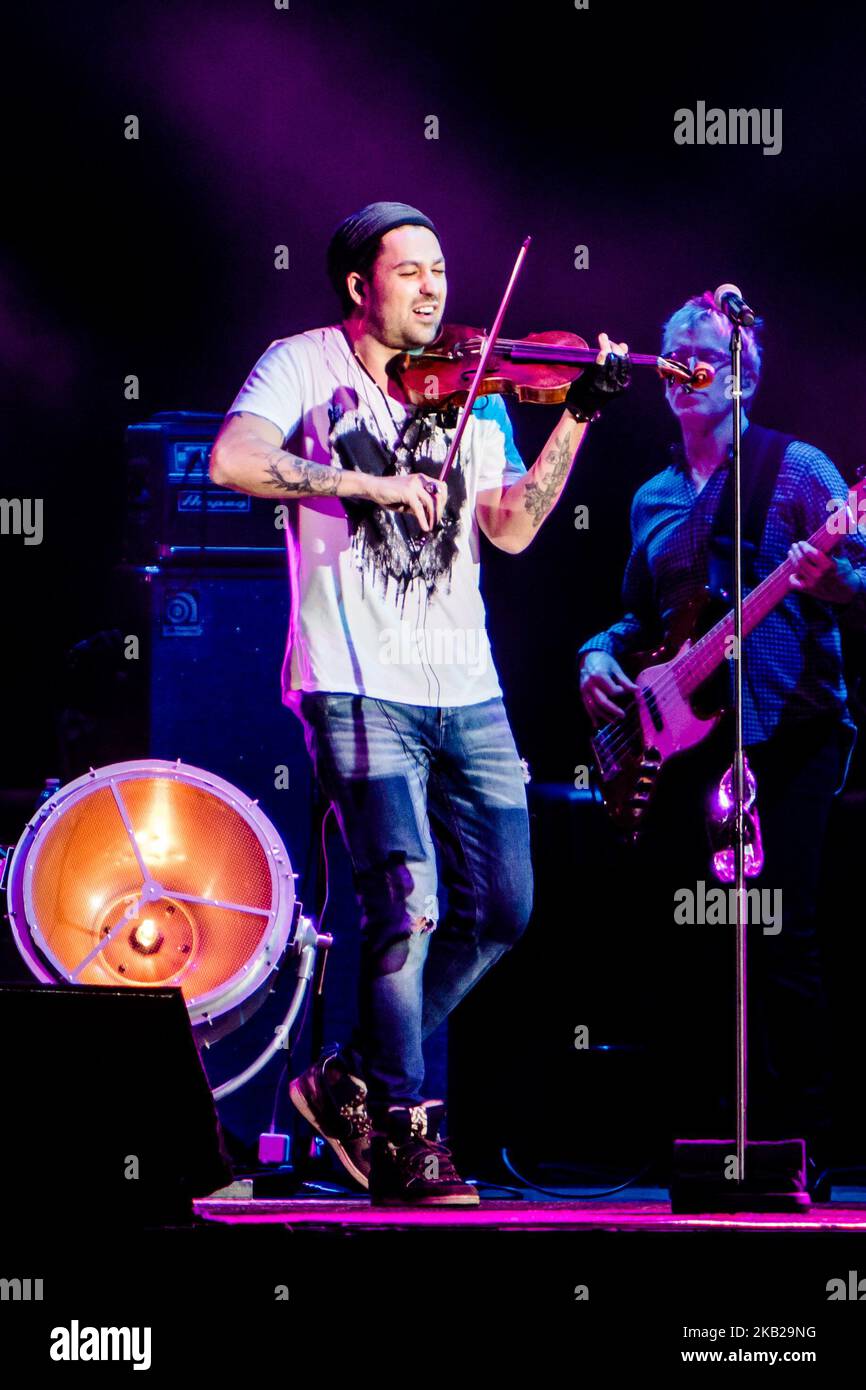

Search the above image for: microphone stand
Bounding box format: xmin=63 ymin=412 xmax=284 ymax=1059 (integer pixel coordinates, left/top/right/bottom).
xmin=671 ymin=312 xmax=809 ymax=1212
xmin=730 ymin=322 xmax=748 ymax=1188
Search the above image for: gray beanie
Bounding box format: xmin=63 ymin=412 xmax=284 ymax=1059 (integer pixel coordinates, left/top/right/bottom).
xmin=326 ymin=201 xmax=439 ymax=296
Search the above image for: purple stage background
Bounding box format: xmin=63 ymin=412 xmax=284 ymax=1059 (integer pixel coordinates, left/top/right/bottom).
xmin=3 ymin=1 xmax=866 ymax=1168
xmin=4 ymin=0 xmax=865 ymax=789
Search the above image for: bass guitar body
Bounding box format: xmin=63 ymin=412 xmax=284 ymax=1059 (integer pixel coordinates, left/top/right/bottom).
xmin=590 ymin=597 xmax=723 ymax=837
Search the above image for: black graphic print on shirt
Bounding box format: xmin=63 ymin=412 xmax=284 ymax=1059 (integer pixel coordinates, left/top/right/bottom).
xmin=328 ymin=401 xmax=466 ymax=605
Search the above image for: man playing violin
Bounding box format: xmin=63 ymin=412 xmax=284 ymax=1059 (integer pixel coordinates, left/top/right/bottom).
xmin=578 ymin=292 xmax=866 ymax=1197
xmin=211 ymin=201 xmax=630 ymax=1205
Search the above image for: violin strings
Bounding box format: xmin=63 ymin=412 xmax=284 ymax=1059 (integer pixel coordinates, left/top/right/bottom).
xmin=472 ymin=336 xmax=662 ymax=369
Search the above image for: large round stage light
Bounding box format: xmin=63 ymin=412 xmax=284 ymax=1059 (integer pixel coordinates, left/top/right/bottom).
xmin=4 ymin=759 xmax=297 ymax=1036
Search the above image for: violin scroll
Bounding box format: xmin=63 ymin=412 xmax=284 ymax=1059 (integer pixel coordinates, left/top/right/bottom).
xmin=656 ymin=356 xmax=716 ymax=391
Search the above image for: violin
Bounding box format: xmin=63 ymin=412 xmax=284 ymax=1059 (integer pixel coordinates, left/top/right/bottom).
xmin=389 ymin=323 xmax=715 ymax=409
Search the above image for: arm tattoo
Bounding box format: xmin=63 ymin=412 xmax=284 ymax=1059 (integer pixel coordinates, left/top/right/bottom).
xmin=523 ymin=434 xmax=573 ymax=526
xmin=263 ymin=455 xmax=340 ymax=497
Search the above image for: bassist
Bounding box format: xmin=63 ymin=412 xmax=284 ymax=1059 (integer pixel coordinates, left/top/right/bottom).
xmin=577 ymin=291 xmax=866 ymax=1191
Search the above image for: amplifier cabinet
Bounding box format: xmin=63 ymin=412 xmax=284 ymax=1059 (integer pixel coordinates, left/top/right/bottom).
xmin=125 ymin=411 xmax=286 ymax=564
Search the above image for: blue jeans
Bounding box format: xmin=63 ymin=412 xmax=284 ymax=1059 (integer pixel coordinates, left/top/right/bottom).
xmin=297 ymin=692 xmax=533 ymax=1115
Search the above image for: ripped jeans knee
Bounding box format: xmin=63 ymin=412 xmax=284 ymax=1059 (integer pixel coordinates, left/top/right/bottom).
xmin=354 ymin=852 xmax=438 ymax=977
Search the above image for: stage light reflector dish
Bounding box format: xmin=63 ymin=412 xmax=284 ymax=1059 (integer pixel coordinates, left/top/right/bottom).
xmin=5 ymin=760 xmax=296 ymax=1030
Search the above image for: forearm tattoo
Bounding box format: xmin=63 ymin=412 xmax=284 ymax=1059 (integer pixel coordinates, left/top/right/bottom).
xmin=523 ymin=434 xmax=573 ymax=526
xmin=263 ymin=454 xmax=340 ymax=497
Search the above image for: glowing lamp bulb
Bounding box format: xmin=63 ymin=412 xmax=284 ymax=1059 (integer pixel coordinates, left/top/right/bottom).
xmin=130 ymin=917 xmax=164 ymax=955
xmin=135 ymin=919 xmax=158 ymax=948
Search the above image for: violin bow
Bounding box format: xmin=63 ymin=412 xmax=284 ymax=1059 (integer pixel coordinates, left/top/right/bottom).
xmin=437 ymin=236 xmax=532 ymax=482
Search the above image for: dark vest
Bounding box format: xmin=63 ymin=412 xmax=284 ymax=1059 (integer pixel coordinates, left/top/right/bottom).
xmin=707 ymin=422 xmax=795 ymax=597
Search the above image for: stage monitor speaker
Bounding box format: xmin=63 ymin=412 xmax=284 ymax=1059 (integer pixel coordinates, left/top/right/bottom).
xmin=0 ymin=982 xmax=233 ymax=1232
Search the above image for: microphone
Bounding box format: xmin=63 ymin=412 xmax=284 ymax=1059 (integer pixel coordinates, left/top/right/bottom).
xmin=713 ymin=283 xmax=757 ymax=328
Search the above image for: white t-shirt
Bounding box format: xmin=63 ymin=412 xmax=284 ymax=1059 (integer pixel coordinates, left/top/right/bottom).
xmin=227 ymin=324 xmax=526 ymax=709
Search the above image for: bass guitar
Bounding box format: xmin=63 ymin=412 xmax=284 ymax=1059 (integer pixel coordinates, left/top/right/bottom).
xmin=590 ymin=475 xmax=866 ymax=836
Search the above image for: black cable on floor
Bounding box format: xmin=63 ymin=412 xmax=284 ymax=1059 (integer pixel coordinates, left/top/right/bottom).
xmin=496 ymin=1147 xmax=656 ymax=1199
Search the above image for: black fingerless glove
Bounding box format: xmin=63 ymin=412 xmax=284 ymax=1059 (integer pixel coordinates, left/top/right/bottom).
xmin=563 ymin=353 xmax=632 ymax=422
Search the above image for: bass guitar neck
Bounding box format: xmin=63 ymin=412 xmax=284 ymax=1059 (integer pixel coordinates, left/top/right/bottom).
xmin=590 ymin=474 xmax=865 ymax=835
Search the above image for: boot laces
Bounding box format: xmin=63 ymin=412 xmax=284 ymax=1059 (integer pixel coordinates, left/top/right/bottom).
xmin=340 ymin=1097 xmax=372 ymax=1137
xmin=393 ymin=1112 xmax=460 ymax=1181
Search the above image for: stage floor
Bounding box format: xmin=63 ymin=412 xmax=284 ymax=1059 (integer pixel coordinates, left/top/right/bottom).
xmin=194 ymin=1185 xmax=866 ymax=1231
